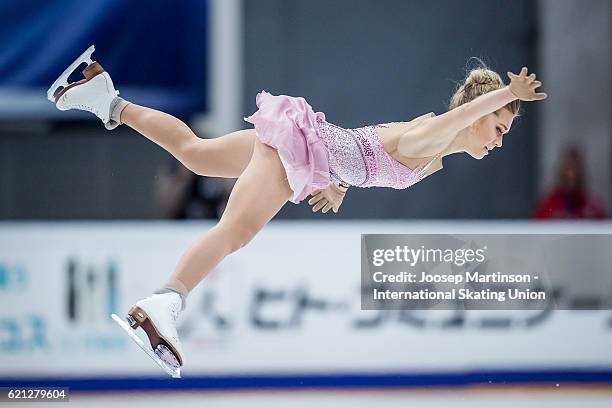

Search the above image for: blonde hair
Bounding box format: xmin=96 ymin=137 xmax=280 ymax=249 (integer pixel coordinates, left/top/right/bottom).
xmin=448 ymin=58 xmax=521 ymax=116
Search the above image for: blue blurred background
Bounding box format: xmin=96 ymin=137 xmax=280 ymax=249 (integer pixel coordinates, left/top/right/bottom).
xmin=0 ymin=0 xmax=209 ymax=117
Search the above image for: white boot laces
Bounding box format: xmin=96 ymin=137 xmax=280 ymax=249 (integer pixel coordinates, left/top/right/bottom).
xmin=168 ymin=298 xmax=180 ymax=323
xmin=64 ymin=95 xmax=102 ymax=117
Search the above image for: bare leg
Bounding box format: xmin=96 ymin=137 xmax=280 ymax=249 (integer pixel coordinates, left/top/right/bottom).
xmin=121 ymin=103 xmax=256 ymax=178
xmin=164 ymin=137 xmax=293 ymax=292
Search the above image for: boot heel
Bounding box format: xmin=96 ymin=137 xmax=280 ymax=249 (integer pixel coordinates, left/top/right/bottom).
xmin=127 ymin=306 xmax=148 ymax=329
xmin=82 ymin=62 xmax=104 ymax=80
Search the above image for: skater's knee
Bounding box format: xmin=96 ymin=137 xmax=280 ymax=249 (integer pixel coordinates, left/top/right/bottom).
xmin=178 ymin=139 xmax=209 ymax=175
xmin=216 ymin=222 xmax=259 ymax=253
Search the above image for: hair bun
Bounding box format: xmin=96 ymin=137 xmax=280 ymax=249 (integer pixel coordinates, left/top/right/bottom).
xmin=448 ymin=58 xmax=521 ymax=116
xmin=465 ymin=69 xmax=501 ymax=89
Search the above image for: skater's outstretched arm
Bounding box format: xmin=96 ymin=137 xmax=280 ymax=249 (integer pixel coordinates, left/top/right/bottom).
xmin=398 ymin=67 xmax=546 ymax=157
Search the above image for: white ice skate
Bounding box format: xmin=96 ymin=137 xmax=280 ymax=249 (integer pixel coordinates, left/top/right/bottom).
xmin=47 ymin=44 xmax=119 ymax=124
xmin=111 ymin=292 xmax=185 ymax=378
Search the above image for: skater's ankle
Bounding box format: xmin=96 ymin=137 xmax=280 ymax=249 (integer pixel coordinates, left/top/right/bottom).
xmin=154 ymin=278 xmax=189 ymax=311
xmin=105 ymin=97 xmax=131 ymax=130
xmin=153 ymin=288 xmax=188 ymax=311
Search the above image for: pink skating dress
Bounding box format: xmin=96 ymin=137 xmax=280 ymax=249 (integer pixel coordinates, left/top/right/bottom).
xmin=243 ymin=91 xmax=440 ymax=204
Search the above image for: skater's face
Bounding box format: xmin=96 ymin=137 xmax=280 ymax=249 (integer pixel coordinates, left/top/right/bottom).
xmin=466 ymin=109 xmax=515 ymax=159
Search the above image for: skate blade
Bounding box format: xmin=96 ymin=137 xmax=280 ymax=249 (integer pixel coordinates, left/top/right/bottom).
xmin=111 ymin=313 xmax=181 ymax=378
xmin=46 ymin=45 xmax=96 ymax=103
xmin=155 ymin=344 xmax=181 ymax=370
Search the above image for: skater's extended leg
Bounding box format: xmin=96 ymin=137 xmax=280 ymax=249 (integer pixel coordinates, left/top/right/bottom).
xmin=48 ymin=49 xmax=255 ymax=178
xmin=115 ymin=149 xmax=289 ymax=375
xmin=121 ymin=104 xmax=256 ymax=178
xmin=163 ymin=137 xmax=292 ymax=293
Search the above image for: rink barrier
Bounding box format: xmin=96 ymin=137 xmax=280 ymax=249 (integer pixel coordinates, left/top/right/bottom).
xmin=2 ymin=369 xmax=612 ymax=392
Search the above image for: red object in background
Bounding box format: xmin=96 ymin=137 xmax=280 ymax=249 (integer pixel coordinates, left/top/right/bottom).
xmin=533 ymin=188 xmax=606 ymax=219
xmin=533 ymin=145 xmax=607 ymax=219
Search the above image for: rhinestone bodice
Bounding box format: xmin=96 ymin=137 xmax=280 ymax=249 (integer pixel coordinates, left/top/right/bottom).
xmin=314 ymin=118 xmax=439 ymax=189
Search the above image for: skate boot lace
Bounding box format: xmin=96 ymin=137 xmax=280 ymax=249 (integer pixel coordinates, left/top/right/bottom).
xmin=167 ymin=300 xmax=182 ymax=353
xmin=59 ymin=91 xmax=105 ymax=118
xmin=168 ymin=299 xmax=180 ymax=323
xmin=69 ymin=102 xmax=102 ymax=117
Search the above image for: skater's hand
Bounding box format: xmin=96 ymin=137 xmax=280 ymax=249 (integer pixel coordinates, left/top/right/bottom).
xmin=507 ymin=67 xmax=547 ymax=101
xmin=308 ymin=183 xmax=348 ymax=214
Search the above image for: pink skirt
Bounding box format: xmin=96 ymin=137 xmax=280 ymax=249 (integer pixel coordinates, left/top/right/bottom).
xmin=243 ymin=90 xmax=332 ymax=204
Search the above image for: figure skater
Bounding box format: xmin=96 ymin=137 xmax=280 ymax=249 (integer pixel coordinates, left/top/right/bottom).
xmin=47 ymin=46 xmax=546 ymax=377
